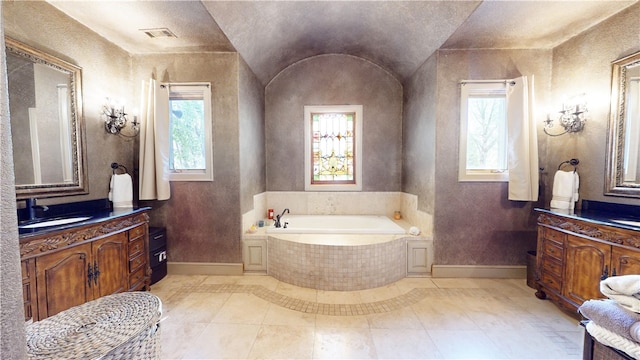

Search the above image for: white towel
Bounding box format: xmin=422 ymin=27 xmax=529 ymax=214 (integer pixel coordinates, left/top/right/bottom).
xmin=550 ymin=170 xmax=579 ymax=210
xmin=109 ymin=173 xmax=133 ymax=208
xmin=601 ymin=275 xmax=640 ymax=313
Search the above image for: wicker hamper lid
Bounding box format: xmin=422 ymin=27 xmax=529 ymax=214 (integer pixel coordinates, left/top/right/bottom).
xmin=26 ymin=292 xmax=162 ymax=360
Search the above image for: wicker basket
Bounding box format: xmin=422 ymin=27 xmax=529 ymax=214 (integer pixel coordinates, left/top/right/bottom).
xmin=593 ymin=341 xmax=635 ymax=360
xmin=26 ymin=292 xmax=162 ymax=360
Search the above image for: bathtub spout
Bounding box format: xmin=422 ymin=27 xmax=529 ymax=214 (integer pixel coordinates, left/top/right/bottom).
xmin=274 ymin=208 xmax=290 ymax=228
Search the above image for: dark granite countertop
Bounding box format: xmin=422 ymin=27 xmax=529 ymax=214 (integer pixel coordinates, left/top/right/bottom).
xmin=535 ymin=199 xmax=640 ymax=232
xmin=18 ymin=198 xmax=151 ymax=239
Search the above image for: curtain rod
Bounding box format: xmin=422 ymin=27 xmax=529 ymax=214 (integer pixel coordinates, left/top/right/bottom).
xmin=459 ymin=80 xmax=516 ymax=86
xmin=160 ymin=83 xmax=210 ymax=88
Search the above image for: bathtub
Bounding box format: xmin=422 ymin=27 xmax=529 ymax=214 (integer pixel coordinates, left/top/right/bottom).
xmin=266 ymin=214 xmax=406 ymax=234
xmin=264 ymin=214 xmax=410 ymax=291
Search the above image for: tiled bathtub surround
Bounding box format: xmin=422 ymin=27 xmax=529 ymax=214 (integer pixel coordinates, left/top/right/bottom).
xmin=243 ymin=191 xmax=433 ymax=236
xmin=243 ymin=192 xmax=433 ymax=289
xmin=268 ymin=235 xmax=408 ymax=291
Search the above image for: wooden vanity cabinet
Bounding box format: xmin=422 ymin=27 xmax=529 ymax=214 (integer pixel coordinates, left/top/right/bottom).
xmin=34 ymin=233 xmax=129 ymax=320
xmin=20 ymin=212 xmax=149 ymax=322
xmin=536 ymin=212 xmax=640 ymax=313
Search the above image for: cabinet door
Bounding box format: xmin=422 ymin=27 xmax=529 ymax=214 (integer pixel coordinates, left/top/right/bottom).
xmin=611 ymin=246 xmax=640 ymax=276
xmin=91 ymin=232 xmax=128 ymax=299
xmin=563 ymin=235 xmax=610 ymax=306
xmin=35 ymin=243 xmax=92 ymax=320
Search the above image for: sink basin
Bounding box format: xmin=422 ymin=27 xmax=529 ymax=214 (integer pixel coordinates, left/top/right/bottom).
xmin=610 ymin=219 xmax=640 ymax=228
xmin=19 ymin=216 xmax=92 ymax=229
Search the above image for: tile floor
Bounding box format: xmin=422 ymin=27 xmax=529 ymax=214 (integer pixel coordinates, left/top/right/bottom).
xmin=150 ymin=274 xmax=584 ymax=359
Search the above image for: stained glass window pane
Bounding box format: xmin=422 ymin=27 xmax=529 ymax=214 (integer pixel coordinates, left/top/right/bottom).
xmin=311 ymin=112 xmax=355 ymax=184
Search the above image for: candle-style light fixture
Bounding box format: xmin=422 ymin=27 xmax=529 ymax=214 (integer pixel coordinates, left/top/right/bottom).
xmin=543 ymin=94 xmax=588 ymax=136
xmin=102 ymin=98 xmax=139 ymax=136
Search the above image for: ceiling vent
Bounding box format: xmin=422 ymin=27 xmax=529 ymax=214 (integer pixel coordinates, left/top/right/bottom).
xmin=140 ymin=28 xmax=177 ymax=39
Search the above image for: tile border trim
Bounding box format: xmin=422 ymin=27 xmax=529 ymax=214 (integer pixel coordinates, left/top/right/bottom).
xmin=172 ymin=283 xmax=493 ymax=316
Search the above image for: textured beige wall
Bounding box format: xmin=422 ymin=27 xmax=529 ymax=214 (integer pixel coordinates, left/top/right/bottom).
xmin=402 ymin=53 xmax=437 ymax=215
xmin=550 ymin=2 xmax=640 ymax=206
xmin=133 ymin=53 xmax=244 ymax=263
xmin=0 ymin=2 xmax=27 ymax=355
xmin=3 ymin=1 xmax=134 ymax=207
xmin=239 ymin=56 xmax=266 ymax=214
xmin=433 ymin=49 xmax=552 ymax=265
xmin=265 ymin=54 xmax=403 ymax=191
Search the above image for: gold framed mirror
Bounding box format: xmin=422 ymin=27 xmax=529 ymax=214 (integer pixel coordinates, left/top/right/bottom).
xmin=6 ymin=37 xmax=88 ymax=199
xmin=605 ymin=50 xmax=640 ymax=198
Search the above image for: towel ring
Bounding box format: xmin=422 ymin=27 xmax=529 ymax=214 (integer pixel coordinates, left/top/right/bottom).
xmin=111 ymin=162 xmax=128 ymax=175
xmin=558 ymin=158 xmax=579 ymax=171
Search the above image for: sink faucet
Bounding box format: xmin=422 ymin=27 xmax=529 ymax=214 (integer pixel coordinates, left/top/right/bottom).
xmin=25 ymin=198 xmax=49 ymax=221
xmin=274 ymin=208 xmax=290 ymax=228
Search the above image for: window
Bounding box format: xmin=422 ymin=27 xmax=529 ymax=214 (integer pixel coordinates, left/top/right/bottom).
xmin=304 ymin=105 xmax=363 ymax=191
xmin=459 ymin=82 xmax=508 ymax=182
xmin=166 ymin=83 xmax=213 ymax=181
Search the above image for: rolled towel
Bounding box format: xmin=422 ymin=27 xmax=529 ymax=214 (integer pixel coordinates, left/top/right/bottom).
xmin=601 ymin=275 xmax=640 ymax=313
xmin=579 ymin=299 xmax=640 ymax=342
xmin=631 ymin=322 xmax=640 ymax=343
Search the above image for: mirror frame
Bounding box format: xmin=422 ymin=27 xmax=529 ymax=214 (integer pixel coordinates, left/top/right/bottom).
xmin=605 ymin=50 xmax=640 ymax=198
xmin=6 ymin=37 xmax=88 ymax=199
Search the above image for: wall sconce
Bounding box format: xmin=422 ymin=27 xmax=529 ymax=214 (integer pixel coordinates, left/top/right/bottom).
xmin=102 ymin=98 xmax=139 ymax=136
xmin=543 ymin=94 xmax=588 ymax=136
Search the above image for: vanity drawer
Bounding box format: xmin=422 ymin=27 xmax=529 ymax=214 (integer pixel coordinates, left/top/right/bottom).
xmin=541 ymin=270 xmax=562 ymax=292
xmin=129 ymin=253 xmax=146 ymax=273
xmin=129 ymin=266 xmax=146 ymax=290
xmin=23 ymin=282 xmax=33 ymax=321
xmin=544 ymin=228 xmax=566 ymax=243
xmin=542 ymin=258 xmax=563 ymax=277
xmin=543 ymin=240 xmax=564 ymax=262
xmin=128 ymin=237 xmax=144 ymax=259
xmin=129 ymin=224 xmax=146 ymax=241
xmin=22 ymin=260 xmax=29 ymax=280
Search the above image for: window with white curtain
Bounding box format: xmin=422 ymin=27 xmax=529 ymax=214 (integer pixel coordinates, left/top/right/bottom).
xmin=459 ymin=82 xmax=508 ymax=182
xmin=166 ymin=83 xmax=213 ymax=181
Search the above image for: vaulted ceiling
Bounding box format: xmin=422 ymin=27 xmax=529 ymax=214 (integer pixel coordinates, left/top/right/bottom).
xmin=47 ymin=0 xmax=638 ymax=85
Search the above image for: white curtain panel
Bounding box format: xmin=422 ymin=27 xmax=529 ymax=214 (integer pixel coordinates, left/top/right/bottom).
xmin=506 ymin=75 xmax=539 ymax=201
xmin=138 ymin=79 xmax=170 ymax=200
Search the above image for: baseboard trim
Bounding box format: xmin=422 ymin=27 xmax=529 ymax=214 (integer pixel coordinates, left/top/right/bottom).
xmin=431 ymin=265 xmax=526 ymax=278
xmin=168 ymin=262 xmax=244 ymax=276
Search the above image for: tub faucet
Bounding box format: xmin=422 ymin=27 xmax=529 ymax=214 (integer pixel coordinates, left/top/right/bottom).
xmin=274 ymin=208 xmax=290 ymax=228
